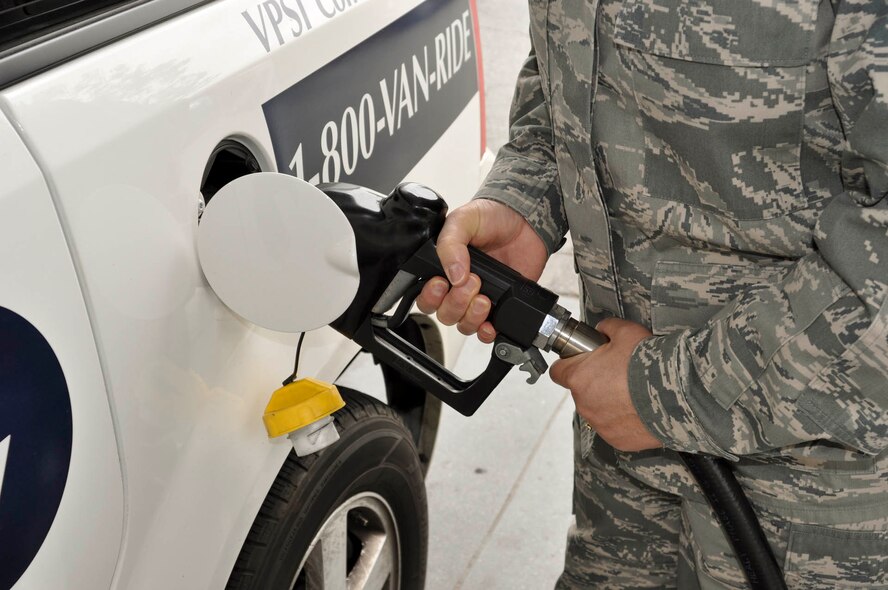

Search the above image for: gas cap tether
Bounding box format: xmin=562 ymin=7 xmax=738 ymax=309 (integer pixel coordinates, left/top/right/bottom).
xmin=263 ymin=378 xmax=345 ymax=456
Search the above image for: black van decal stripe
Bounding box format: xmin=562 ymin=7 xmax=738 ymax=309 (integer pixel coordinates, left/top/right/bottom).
xmin=263 ymin=0 xmax=478 ymax=193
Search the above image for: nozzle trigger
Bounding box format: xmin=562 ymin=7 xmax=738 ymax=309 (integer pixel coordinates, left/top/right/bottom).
xmin=370 ymin=270 xmax=427 ymax=330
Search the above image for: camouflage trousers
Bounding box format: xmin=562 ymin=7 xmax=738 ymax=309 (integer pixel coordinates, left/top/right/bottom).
xmin=555 ymin=414 xmax=888 ymax=589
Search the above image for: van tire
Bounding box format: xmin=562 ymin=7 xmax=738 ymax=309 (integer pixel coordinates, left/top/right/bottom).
xmin=226 ymin=388 xmax=427 ymax=590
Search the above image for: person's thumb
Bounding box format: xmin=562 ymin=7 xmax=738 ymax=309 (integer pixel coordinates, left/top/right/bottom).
xmin=435 ymin=204 xmax=481 ymax=287
xmin=549 ymin=354 xmax=585 ymax=387
xmin=593 ymin=317 xmax=621 ymax=340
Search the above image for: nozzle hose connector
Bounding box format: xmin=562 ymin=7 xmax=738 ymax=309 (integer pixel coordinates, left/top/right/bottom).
xmin=550 ymin=318 xmax=609 ymax=358
xmin=533 ymin=304 xmax=609 ymax=359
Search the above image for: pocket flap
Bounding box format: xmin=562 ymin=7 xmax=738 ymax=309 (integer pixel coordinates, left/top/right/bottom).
xmin=651 ymin=260 xmax=791 ymax=336
xmin=613 ymin=0 xmax=818 ymax=66
xmin=785 ymin=524 xmax=888 ymax=588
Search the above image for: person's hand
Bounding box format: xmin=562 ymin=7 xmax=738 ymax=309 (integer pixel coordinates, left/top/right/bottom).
xmin=415 ymin=199 xmax=547 ymax=343
xmin=549 ymin=318 xmax=662 ymax=452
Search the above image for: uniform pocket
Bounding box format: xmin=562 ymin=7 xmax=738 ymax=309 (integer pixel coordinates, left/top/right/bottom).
xmin=612 ymin=0 xmax=819 ymax=220
xmin=784 ymin=524 xmax=888 ymax=588
xmin=613 ymin=0 xmax=816 ymax=66
xmin=682 ymin=500 xmax=755 ymax=589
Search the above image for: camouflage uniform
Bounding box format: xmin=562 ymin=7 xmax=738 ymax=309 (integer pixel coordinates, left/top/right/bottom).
xmin=475 ymin=0 xmax=888 ymax=587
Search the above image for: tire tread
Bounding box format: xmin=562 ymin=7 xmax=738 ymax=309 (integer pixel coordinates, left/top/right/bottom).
xmin=225 ymin=389 xmax=417 ymax=589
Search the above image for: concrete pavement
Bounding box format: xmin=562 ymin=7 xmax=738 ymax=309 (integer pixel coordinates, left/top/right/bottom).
xmin=424 ymin=298 xmax=580 ymax=590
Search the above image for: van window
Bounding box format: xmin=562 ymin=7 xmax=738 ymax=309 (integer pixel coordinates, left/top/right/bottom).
xmin=0 ymin=0 xmax=134 ymax=53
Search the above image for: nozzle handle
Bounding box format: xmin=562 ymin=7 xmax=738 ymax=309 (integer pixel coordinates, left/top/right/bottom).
xmin=350 ymin=239 xmax=562 ymax=416
xmin=401 ymin=240 xmax=559 ymax=348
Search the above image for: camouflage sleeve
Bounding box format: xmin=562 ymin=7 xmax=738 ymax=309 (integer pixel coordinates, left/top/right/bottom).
xmin=627 ymin=4 xmax=888 ymax=460
xmin=473 ymin=45 xmax=568 ymax=256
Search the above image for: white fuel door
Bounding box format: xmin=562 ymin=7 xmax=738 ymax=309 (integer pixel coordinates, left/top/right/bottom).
xmin=197 ymin=173 xmax=359 ymax=333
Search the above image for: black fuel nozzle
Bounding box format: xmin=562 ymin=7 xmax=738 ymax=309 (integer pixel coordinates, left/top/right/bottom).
xmin=322 ymin=182 xmax=604 ymax=416
xmin=323 ymin=182 xmax=446 ymax=339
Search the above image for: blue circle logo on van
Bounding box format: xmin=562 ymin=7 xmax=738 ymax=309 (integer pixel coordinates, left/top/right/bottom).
xmin=0 ymin=306 xmax=72 ymax=589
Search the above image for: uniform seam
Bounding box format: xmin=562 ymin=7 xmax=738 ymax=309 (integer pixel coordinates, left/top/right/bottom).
xmin=639 ymin=189 xmax=832 ymax=222
xmin=542 ymin=0 xmax=553 ymax=98
xmin=612 ymin=48 xmax=814 ymax=67
xmin=784 ymin=522 xmax=888 ymax=575
xmin=751 ymin=493 xmax=888 ymax=512
xmin=788 ymin=522 xmax=888 ymax=538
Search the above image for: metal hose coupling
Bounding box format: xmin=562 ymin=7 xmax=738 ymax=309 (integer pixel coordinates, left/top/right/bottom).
xmin=532 ymin=304 xmax=610 ymax=359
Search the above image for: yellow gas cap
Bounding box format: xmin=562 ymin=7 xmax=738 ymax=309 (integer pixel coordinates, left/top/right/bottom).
xmin=263 ymin=378 xmax=345 ymax=456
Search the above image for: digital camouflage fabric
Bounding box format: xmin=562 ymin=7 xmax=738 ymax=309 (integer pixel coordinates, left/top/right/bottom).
xmin=474 ymin=0 xmax=888 ymax=587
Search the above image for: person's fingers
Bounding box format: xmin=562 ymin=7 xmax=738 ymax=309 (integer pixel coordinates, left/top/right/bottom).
xmin=456 ymin=295 xmax=491 ymax=335
xmin=549 ymin=354 xmax=586 ymax=387
xmin=435 ymin=206 xmax=481 ymax=286
xmin=416 ymin=278 xmax=449 ymax=314
xmin=549 ymin=358 xmax=570 ymax=387
xmin=477 ymin=321 xmax=497 ymax=343
xmin=436 ymin=274 xmax=481 ymax=326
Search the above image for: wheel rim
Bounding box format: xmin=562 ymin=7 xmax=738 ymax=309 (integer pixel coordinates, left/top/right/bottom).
xmin=290 ymin=492 xmax=401 ymax=590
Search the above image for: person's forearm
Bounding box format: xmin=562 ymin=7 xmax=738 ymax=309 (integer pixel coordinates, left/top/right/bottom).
xmin=474 ymin=45 xmax=567 ymax=256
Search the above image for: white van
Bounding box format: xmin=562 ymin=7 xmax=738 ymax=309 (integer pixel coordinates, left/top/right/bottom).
xmin=0 ymin=0 xmax=491 ymax=587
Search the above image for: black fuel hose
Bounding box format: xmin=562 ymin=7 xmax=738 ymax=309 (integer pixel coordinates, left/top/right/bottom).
xmin=680 ymin=453 xmax=787 ymax=589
